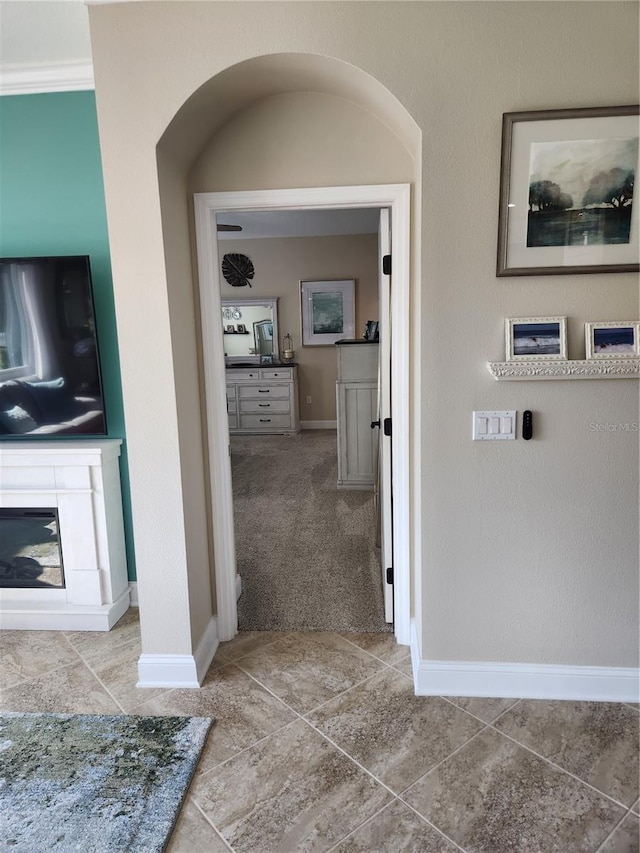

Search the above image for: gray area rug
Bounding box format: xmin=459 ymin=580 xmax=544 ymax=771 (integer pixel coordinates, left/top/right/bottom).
xmin=232 ymin=430 xmax=391 ymax=633
xmin=0 ymin=713 xmax=213 ymax=853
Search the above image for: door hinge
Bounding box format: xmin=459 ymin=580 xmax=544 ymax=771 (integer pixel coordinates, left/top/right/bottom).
xmin=383 ymin=417 xmax=392 ymax=437
xmin=382 ymin=254 xmax=392 ymax=276
xmin=386 ymin=566 xmax=394 ymax=585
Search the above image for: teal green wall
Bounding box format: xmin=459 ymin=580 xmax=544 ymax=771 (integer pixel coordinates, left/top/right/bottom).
xmin=0 ymin=91 xmax=136 ymax=580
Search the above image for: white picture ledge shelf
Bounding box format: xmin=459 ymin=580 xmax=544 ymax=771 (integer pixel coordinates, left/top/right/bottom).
xmin=486 ymin=358 xmax=640 ymax=381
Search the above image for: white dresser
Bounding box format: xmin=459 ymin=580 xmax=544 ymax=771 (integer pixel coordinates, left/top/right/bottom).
xmin=226 ymin=365 xmax=300 ymax=434
xmin=335 ymin=342 xmax=379 ymax=489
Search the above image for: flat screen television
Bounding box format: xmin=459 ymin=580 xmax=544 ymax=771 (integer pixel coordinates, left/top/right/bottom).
xmin=0 ymin=256 xmax=107 ymax=437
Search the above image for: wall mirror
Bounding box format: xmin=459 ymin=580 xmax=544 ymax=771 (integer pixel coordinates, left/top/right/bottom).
xmin=221 ymin=297 xmax=279 ymax=364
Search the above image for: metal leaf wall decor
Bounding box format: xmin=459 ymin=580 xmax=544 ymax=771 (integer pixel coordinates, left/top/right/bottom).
xmin=222 ymin=253 xmax=254 ymax=287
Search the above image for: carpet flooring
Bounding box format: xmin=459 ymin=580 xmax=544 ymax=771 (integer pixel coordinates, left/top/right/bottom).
xmin=231 ymin=430 xmax=392 ymax=633
xmin=0 ymin=713 xmax=212 ymax=853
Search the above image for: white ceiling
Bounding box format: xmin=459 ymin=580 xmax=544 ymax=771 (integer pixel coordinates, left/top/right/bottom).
xmin=217 ymin=209 xmax=380 ymax=240
xmin=0 ymin=2 xmax=91 ymax=66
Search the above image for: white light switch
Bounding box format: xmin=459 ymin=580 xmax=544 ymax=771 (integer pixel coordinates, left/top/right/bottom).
xmin=473 ymin=411 xmax=516 ymax=440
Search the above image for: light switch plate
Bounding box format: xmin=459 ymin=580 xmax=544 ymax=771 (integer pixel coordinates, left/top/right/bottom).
xmin=473 ymin=410 xmax=516 ymax=440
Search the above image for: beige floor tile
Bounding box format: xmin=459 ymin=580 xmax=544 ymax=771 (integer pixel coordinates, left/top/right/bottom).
xmin=130 ymin=663 xmax=296 ymax=773
xmin=88 ymin=640 xmax=169 ymax=712
xmin=166 ymin=798 xmax=230 ymax=852
xmin=392 ymin=655 xmax=414 ymax=679
xmin=340 ymin=632 xmax=409 ymax=665
xmin=444 ymin=695 xmax=520 ymax=723
xmin=403 ymin=727 xmax=625 ymax=853
xmin=0 ymin=661 xmax=120 ymax=714
xmin=215 ymin=630 xmax=289 ymax=663
xmin=0 ymin=630 xmax=80 ymax=679
xmin=598 ymin=812 xmax=639 ymax=853
xmin=308 ymin=668 xmax=483 ymax=793
xmin=64 ymin=607 xmax=141 ymax=664
xmin=631 ymin=800 xmax=639 ymax=816
xmin=0 ymin=661 xmax=26 ymax=691
xmin=332 ymin=799 xmax=459 ymax=852
xmin=494 ymin=699 xmax=639 ymax=806
xmin=191 ymin=718 xmax=392 ymax=853
xmin=237 ymin=632 xmax=386 ymax=713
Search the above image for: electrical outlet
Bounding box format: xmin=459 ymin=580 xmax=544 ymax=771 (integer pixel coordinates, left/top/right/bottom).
xmin=306 ymin=396 xmax=312 ymax=404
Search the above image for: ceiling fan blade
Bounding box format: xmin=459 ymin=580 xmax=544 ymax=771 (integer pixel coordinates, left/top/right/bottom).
xmin=217 ymin=224 xmax=243 ymax=232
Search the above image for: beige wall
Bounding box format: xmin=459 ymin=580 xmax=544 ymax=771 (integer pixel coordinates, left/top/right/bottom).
xmin=218 ymin=234 xmax=379 ymax=421
xmin=90 ymin=1 xmax=639 ymax=669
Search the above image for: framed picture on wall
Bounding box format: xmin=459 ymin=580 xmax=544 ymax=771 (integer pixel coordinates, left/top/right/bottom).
xmin=300 ymin=279 xmax=355 ymax=346
xmin=497 ymin=105 xmax=639 ymax=276
xmin=506 ymin=317 xmax=568 ymax=361
xmin=585 ymin=321 xmax=640 ymax=359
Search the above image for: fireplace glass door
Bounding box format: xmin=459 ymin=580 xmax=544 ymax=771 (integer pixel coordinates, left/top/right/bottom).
xmin=0 ymin=508 xmax=64 ymax=588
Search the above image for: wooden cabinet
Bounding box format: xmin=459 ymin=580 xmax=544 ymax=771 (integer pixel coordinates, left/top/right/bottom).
xmin=335 ymin=342 xmax=379 ymax=489
xmin=226 ymin=366 xmax=299 ymax=434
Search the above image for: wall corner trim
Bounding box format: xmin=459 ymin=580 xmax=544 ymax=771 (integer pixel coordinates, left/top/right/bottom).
xmin=411 ymin=622 xmax=638 ymax=703
xmin=137 ymin=616 xmax=218 ymax=688
xmin=0 ymin=61 xmax=95 ymax=96
xmin=128 ymin=582 xmax=139 ymax=606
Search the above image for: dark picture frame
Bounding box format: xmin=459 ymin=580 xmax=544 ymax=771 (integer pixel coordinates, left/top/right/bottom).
xmin=497 ymin=105 xmax=639 ymax=276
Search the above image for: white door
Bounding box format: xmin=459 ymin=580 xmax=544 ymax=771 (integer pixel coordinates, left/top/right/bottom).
xmin=378 ymin=208 xmax=393 ymax=622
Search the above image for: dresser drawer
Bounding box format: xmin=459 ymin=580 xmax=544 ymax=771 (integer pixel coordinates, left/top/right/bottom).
xmin=261 ymin=368 xmax=292 ymax=381
xmin=226 ymin=386 xmax=236 ymax=402
xmin=228 ymin=414 xmax=238 ymax=430
xmin=239 ymin=399 xmax=290 ymax=414
xmin=238 ymin=384 xmax=290 ymax=400
xmin=239 ymin=413 xmax=293 ymax=430
xmin=227 ymin=399 xmax=237 ymax=413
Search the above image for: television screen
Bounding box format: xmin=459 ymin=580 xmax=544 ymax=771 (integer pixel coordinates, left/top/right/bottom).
xmin=0 ymin=256 xmax=106 ymax=437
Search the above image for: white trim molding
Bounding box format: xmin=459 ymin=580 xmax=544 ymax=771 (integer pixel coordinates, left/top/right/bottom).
xmin=128 ymin=583 xmax=139 ymax=606
xmin=0 ymin=61 xmax=94 ymax=96
xmin=487 ymin=358 xmax=640 ymax=381
xmin=194 ymin=184 xmax=413 ymax=646
xmin=410 ymin=625 xmax=639 ymax=703
xmin=137 ymin=616 xmax=218 ymax=688
xmin=300 ymin=420 xmax=337 ymax=430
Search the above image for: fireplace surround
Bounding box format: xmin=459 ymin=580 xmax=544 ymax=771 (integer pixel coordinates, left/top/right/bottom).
xmin=0 ymin=440 xmax=129 ymax=630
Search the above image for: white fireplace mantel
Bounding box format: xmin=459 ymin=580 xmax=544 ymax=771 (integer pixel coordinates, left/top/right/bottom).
xmin=0 ymin=439 xmax=129 ymax=631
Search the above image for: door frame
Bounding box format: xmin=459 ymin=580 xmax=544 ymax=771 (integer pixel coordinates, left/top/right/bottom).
xmin=194 ymin=184 xmax=412 ymax=645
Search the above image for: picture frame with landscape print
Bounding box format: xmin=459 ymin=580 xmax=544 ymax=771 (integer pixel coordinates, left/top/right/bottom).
xmin=585 ymin=321 xmax=639 ymax=360
xmin=497 ymin=106 xmax=639 ymax=276
xmin=300 ymin=279 xmax=355 ymax=346
xmin=506 ymin=317 xmax=567 ymax=361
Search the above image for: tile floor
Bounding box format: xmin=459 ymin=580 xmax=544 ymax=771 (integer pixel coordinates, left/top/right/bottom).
xmin=1 ymin=609 xmax=638 ymax=853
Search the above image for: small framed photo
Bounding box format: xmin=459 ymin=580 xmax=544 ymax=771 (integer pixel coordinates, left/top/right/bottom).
xmin=497 ymin=105 xmax=639 ymax=276
xmin=506 ymin=317 xmax=567 ymax=361
xmin=300 ymin=279 xmax=355 ymax=346
xmin=237 ymin=323 xmax=247 ymax=333
xmin=226 ymin=325 xmax=235 ymax=333
xmin=585 ymin=321 xmax=640 ymax=359
xmin=260 ymin=354 xmax=273 ymax=365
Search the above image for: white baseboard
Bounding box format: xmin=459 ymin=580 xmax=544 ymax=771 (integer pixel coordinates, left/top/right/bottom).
xmin=410 ymin=622 xmax=639 ymax=703
xmin=128 ymin=582 xmax=139 ymax=606
xmin=300 ymin=420 xmax=337 ymax=430
xmin=236 ymin=574 xmax=242 ymax=600
xmin=137 ymin=615 xmax=218 ymax=689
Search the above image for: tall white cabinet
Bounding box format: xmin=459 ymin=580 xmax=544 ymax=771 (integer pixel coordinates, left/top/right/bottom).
xmin=335 ymin=342 xmax=379 ymax=489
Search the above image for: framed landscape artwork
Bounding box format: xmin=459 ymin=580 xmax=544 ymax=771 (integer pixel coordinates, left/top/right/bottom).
xmin=497 ymin=105 xmax=639 ymax=276
xmin=300 ymin=279 xmax=355 ymax=345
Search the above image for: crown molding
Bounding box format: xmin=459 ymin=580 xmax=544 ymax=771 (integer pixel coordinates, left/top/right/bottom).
xmin=0 ymin=61 xmax=94 ymax=96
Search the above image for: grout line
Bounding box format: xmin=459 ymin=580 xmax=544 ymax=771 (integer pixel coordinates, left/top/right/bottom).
xmin=214 ymin=631 xmax=294 ymax=666
xmin=300 ymin=668 xmax=394 ymax=718
xmin=399 ymin=798 xmax=471 ymax=853
xmin=337 ymin=633 xmax=409 ymax=668
xmin=593 ymin=807 xmax=633 ymax=853
xmin=190 ymin=799 xmax=237 ymax=853
xmin=486 ymin=724 xmax=632 ymax=812
xmin=438 ymin=695 xmax=523 ymax=727
xmin=323 ymin=800 xmax=398 ymax=853
xmin=69 ymin=655 xmax=128 ymax=714
xmin=195 ymin=716 xmax=302 ymax=780
xmin=397 ymin=723 xmax=491 ymax=798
